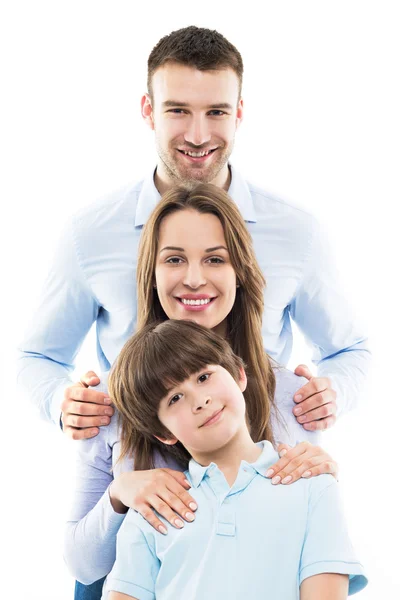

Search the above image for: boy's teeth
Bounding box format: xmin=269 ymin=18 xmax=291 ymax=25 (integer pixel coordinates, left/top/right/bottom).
xmin=181 ymin=298 xmax=212 ymax=306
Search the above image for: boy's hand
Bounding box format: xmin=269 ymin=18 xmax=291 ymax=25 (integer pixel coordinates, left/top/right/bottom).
xmin=265 ymin=441 xmax=338 ymax=485
xmin=110 ymin=469 xmax=198 ymax=534
xmin=293 ymin=364 xmax=337 ymax=431
xmin=61 ymin=370 xmax=114 ymax=440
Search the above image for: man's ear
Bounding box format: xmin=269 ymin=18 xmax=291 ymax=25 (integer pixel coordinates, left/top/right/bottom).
xmin=154 ymin=434 xmax=178 ymax=446
xmin=141 ymin=93 xmax=155 ymax=130
xmin=238 ymin=366 xmax=247 ymax=392
xmin=236 ymin=98 xmax=244 ymax=130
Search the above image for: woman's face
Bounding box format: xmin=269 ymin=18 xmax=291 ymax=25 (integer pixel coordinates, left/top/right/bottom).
xmin=154 ymin=209 xmax=237 ymax=336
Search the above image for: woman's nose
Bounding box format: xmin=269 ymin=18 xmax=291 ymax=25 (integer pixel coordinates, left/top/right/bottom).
xmin=183 ymin=264 xmax=206 ymax=289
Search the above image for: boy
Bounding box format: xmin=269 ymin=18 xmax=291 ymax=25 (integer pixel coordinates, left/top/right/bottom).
xmin=103 ymin=320 xmax=367 ymax=600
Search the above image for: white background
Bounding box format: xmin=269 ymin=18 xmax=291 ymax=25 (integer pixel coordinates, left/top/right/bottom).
xmin=1 ymin=1 xmax=399 ymax=598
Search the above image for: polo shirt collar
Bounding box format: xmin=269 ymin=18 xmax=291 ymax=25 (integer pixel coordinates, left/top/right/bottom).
xmin=134 ymin=163 xmax=257 ymax=228
xmin=188 ymin=440 xmax=276 ymax=488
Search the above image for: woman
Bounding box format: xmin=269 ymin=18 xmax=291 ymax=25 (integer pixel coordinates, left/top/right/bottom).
xmin=67 ymin=184 xmax=338 ymax=597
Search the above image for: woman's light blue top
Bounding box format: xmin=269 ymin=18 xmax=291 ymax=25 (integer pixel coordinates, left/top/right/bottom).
xmin=103 ymin=441 xmax=367 ymax=599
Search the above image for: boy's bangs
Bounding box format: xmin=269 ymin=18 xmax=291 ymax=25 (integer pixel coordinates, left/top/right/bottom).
xmin=138 ymin=326 xmax=225 ymax=404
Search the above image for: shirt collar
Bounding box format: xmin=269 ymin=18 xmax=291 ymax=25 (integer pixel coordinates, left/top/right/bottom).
xmin=188 ymin=440 xmax=276 ymax=488
xmin=134 ymin=163 xmax=257 ymax=228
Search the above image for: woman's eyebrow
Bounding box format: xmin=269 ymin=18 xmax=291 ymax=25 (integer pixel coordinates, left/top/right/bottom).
xmin=159 ymin=245 xmax=228 ymax=253
xmin=205 ymin=246 xmax=228 ymax=253
xmin=159 ymin=246 xmax=185 ymax=253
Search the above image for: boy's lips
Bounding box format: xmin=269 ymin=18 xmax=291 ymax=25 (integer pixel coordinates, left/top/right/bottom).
xmin=200 ymin=407 xmax=224 ymax=428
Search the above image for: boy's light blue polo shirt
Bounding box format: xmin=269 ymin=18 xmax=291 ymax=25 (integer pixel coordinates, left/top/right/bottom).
xmin=103 ymin=441 xmax=367 ymax=599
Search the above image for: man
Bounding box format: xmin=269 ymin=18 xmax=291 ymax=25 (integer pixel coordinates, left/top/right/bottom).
xmin=17 ymin=26 xmax=369 ymax=597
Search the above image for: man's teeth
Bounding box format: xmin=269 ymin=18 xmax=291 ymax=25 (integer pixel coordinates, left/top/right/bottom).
xmin=183 ymin=149 xmax=213 ymax=157
xmin=181 ymin=298 xmax=212 ymax=306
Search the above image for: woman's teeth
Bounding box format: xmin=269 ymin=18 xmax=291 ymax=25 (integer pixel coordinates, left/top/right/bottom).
xmin=181 ymin=298 xmax=212 ymax=306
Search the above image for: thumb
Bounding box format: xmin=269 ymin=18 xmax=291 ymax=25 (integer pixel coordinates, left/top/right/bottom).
xmin=80 ymin=370 xmax=101 ymax=388
xmin=276 ymin=442 xmax=292 ymax=458
xmin=294 ymin=364 xmax=313 ymax=380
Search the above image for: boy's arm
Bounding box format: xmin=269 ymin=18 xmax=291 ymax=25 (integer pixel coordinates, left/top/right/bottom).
xmin=300 ymin=573 xmax=349 ymax=600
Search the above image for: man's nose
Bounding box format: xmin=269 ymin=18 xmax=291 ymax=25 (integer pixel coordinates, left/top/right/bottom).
xmin=184 ymin=115 xmax=211 ymax=147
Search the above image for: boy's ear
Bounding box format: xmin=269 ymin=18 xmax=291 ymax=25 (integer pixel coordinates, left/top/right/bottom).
xmin=154 ymin=434 xmax=178 ymax=446
xmin=238 ymin=366 xmax=247 ymax=393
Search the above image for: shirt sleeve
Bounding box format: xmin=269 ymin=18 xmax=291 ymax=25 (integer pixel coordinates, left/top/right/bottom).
xmin=300 ymin=475 xmax=368 ymax=595
xmin=64 ymin=411 xmax=126 ymax=585
xmin=16 ymin=216 xmax=99 ymax=425
xmin=289 ymin=217 xmax=371 ymax=416
xmin=104 ymin=510 xmax=159 ymax=600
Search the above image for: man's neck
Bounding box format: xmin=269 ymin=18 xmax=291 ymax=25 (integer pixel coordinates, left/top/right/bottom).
xmin=191 ymin=428 xmax=262 ymax=487
xmin=154 ymin=163 xmax=231 ymax=196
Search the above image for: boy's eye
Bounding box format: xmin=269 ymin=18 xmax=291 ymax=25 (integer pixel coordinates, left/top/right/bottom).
xmin=198 ymin=373 xmax=210 ymax=383
xmin=169 ymin=393 xmax=183 ymax=406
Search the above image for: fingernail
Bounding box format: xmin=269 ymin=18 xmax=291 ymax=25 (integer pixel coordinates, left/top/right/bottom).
xmin=298 ymin=415 xmax=306 ymax=423
xmin=189 ymin=502 xmax=198 ymax=511
xmin=174 ymin=519 xmax=184 ymax=528
xmin=272 ymin=476 xmax=281 ymax=485
xmin=185 ymin=512 xmax=195 ymax=521
xmin=302 ymin=471 xmax=312 ymax=478
xmin=293 ymin=407 xmax=302 ymax=415
xmin=104 ymin=408 xmax=113 ymax=415
xmin=90 ymin=429 xmax=98 ymax=436
xmin=104 ymin=397 xmax=112 ymax=405
xmin=266 ymin=469 xmax=274 ymax=478
xmin=294 ymin=394 xmax=302 ymax=401
xmin=158 ymin=525 xmax=168 ymax=535
xmin=101 ymin=417 xmax=109 ymax=424
xmin=279 ymin=449 xmax=287 ymax=457
xmin=282 ymin=476 xmax=292 ymax=484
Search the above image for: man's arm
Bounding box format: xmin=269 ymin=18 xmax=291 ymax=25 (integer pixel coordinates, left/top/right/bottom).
xmin=290 ymin=216 xmax=371 ymax=417
xmin=300 ymin=573 xmax=349 ymax=600
xmin=16 ymin=217 xmax=99 ymax=425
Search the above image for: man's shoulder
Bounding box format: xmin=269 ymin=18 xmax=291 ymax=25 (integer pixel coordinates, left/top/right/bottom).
xmin=71 ymin=178 xmax=144 ymax=232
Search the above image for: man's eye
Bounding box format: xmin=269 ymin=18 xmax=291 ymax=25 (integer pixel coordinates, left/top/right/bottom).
xmin=198 ymin=373 xmax=210 ymax=383
xmin=167 ymin=109 xmax=185 ymax=114
xmin=208 ymin=110 xmax=226 ymax=116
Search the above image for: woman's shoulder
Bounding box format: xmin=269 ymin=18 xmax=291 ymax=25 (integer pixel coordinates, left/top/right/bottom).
xmin=273 ymin=366 xmax=308 ymax=400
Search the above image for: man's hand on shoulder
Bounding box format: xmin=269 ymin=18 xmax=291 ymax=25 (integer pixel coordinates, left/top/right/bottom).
xmin=292 ymin=364 xmax=337 ymax=431
xmin=61 ymin=370 xmax=114 ymax=440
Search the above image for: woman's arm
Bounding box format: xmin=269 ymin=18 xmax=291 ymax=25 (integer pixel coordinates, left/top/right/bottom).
xmin=300 ymin=573 xmax=349 ymax=600
xmin=109 ymin=594 xmax=138 ymax=600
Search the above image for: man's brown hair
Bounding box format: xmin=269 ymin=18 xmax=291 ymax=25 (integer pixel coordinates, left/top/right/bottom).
xmin=147 ymin=26 xmax=243 ymax=101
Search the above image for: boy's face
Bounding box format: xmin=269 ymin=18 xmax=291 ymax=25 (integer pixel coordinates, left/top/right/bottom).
xmin=156 ymin=365 xmax=247 ymax=456
xmin=155 ymin=208 xmax=237 ymax=337
xmin=142 ymin=63 xmax=243 ymax=189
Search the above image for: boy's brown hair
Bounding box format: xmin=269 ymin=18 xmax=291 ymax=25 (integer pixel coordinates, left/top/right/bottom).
xmin=110 ymin=320 xmax=251 ymax=470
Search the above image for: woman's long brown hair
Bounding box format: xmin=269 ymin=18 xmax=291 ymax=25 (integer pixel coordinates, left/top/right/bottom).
xmin=112 ymin=183 xmax=277 ymax=470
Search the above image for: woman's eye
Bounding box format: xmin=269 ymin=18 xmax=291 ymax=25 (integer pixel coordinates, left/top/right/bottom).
xmin=206 ymin=257 xmax=224 ymax=264
xmin=166 ymin=257 xmax=184 ymax=264
xmin=169 ymin=394 xmax=182 ymax=406
xmin=198 ymin=373 xmax=210 ymax=383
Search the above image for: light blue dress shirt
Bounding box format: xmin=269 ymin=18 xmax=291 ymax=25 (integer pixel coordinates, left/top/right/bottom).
xmin=102 ymin=441 xmax=367 ymax=599
xmin=17 ymin=165 xmax=370 ymax=424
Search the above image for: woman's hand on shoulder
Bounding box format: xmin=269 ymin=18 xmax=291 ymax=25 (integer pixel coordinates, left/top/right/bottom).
xmin=265 ymin=441 xmax=338 ymax=485
xmin=109 ymin=468 xmax=198 ymax=534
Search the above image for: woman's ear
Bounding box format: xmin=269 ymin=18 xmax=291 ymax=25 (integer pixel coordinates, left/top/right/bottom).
xmin=154 ymin=434 xmax=178 ymax=446
xmin=238 ymin=366 xmax=247 ymax=392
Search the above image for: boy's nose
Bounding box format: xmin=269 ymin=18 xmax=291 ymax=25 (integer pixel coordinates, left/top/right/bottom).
xmin=195 ymin=396 xmax=211 ymax=412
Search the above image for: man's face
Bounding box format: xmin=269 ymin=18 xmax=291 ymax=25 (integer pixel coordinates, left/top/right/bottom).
xmin=143 ymin=63 xmax=243 ymax=190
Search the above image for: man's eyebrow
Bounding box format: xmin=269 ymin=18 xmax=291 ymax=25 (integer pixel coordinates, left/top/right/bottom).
xmin=162 ymin=101 xmax=233 ymax=110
